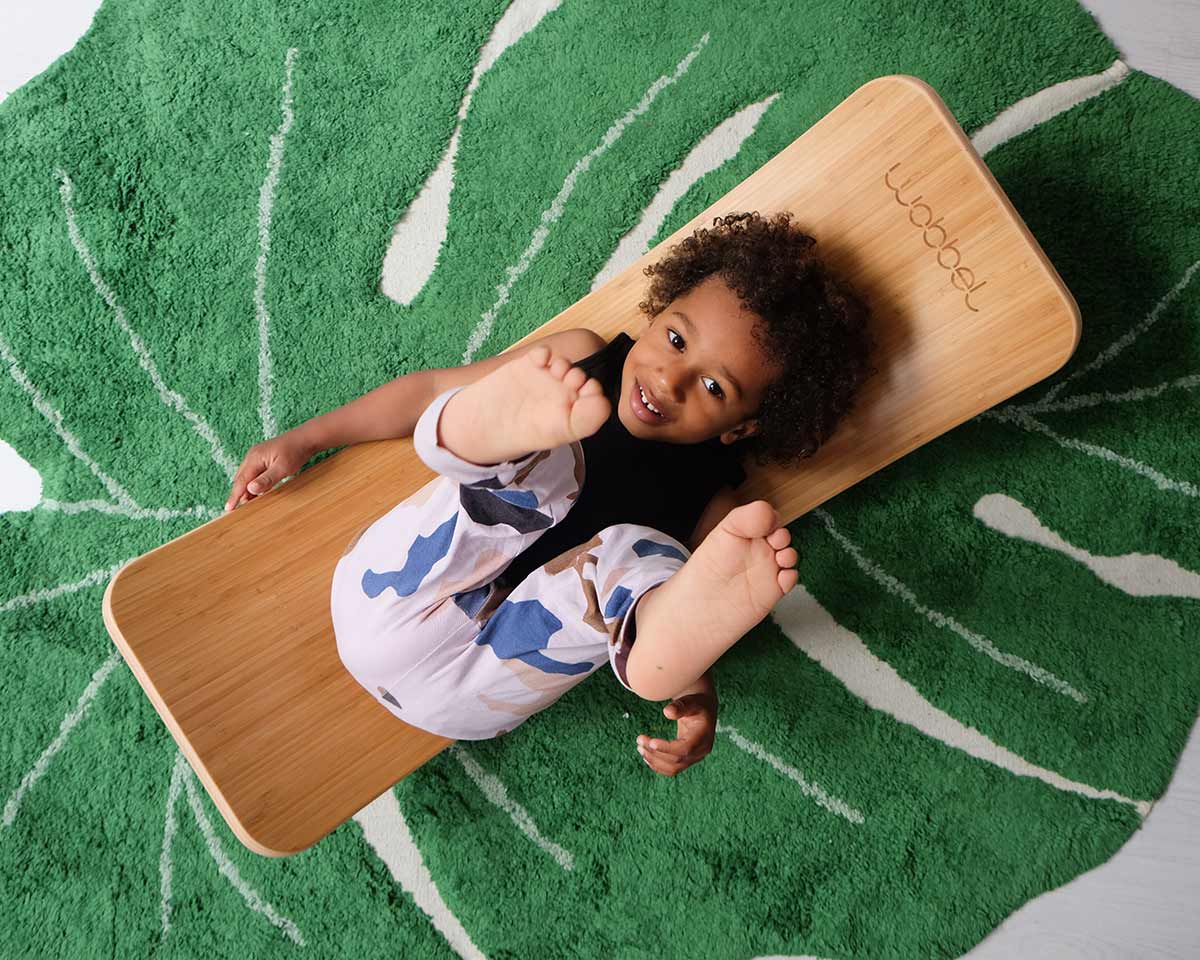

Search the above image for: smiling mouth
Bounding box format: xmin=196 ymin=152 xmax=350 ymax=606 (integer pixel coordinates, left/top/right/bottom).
xmin=634 ymin=378 xmax=669 ymax=421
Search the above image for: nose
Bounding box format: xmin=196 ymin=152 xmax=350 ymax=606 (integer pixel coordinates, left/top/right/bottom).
xmin=651 ymin=369 xmax=685 ymax=405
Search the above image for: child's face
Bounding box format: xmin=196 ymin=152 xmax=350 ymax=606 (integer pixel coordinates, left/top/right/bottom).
xmin=618 ymin=273 xmax=782 ymax=446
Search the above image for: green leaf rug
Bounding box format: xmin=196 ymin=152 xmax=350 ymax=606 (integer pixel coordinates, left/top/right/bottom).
xmin=2 ymin=0 xmax=1198 ymax=957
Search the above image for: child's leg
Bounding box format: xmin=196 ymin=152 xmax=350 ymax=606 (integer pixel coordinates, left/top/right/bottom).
xmin=399 ymin=522 xmax=690 ymax=741
xmin=330 ymin=385 xmax=585 ymax=727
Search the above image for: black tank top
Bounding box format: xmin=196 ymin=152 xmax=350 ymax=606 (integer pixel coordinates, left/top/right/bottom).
xmin=492 ymin=332 xmax=746 ymax=592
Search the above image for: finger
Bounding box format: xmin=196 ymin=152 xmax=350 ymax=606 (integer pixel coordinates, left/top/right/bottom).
xmin=637 ymin=733 xmax=679 ymax=754
xmin=229 ymin=484 xmax=254 ymax=511
xmin=225 ymin=479 xmax=245 ymax=513
xmin=229 ymin=465 xmax=264 ymax=506
xmin=642 ymin=737 xmax=688 ymax=760
xmin=649 ymin=742 xmax=688 ymax=767
xmin=640 ymin=744 xmax=683 ymax=776
xmin=638 ymin=744 xmax=677 ymax=775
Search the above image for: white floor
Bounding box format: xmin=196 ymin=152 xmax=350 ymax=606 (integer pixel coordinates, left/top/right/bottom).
xmin=0 ymin=1 xmax=1197 ymax=957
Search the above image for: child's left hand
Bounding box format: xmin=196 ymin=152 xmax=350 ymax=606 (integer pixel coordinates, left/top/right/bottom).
xmin=636 ymin=686 xmax=718 ymax=777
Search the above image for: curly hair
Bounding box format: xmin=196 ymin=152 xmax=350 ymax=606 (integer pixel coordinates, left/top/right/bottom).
xmin=637 ymin=210 xmax=879 ymax=468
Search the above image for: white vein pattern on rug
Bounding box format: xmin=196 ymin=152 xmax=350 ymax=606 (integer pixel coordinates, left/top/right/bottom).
xmin=353 ymin=788 xmax=487 ymax=960
xmin=57 ymin=167 xmax=241 ymax=484
xmin=0 ymin=333 xmax=213 ymax=522
xmin=379 ymin=0 xmax=564 ymax=306
xmin=1 ymin=649 xmax=121 ymax=828
xmin=458 ymin=29 xmax=712 ymax=364
xmin=0 ymin=25 xmax=1189 ymax=958
xmin=973 ymin=492 xmax=1200 ymax=598
xmin=590 ymin=92 xmax=781 ymax=292
xmin=159 ymin=753 xmax=305 ymax=946
xmin=814 ymin=502 xmax=1090 ymax=703
xmin=255 ymin=46 xmax=298 ymax=442
xmin=447 ymin=744 xmax=578 ymax=869
xmin=981 ymin=253 xmax=1200 ymax=500
xmin=1 ymin=46 xmax=306 ymax=947
xmin=775 ymin=582 xmax=1153 ymax=817
xmin=717 ymin=724 xmax=866 ymax=824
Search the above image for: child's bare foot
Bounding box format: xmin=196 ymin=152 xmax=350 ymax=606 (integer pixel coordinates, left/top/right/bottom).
xmin=629 ymin=501 xmax=799 ymax=698
xmin=436 ymin=345 xmax=611 ymax=467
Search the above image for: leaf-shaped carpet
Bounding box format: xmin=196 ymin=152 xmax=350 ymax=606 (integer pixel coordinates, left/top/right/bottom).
xmin=1 ymin=1 xmax=1197 ymax=957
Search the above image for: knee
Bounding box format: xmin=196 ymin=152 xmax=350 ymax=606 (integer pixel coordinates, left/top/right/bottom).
xmin=334 ymin=625 xmax=395 ymax=688
xmin=332 ymin=600 xmax=437 ymax=689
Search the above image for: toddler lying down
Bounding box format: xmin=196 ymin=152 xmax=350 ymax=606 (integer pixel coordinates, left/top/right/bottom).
xmin=224 ymin=211 xmax=876 ymax=775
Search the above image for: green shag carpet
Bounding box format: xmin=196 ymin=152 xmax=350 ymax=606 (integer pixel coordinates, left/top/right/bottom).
xmin=1 ymin=1 xmax=1198 ymax=957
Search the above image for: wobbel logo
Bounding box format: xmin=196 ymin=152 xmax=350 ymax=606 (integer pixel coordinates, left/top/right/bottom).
xmin=885 ymin=161 xmax=986 ymax=312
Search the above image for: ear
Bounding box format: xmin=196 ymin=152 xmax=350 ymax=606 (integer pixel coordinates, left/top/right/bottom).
xmin=719 ymin=418 xmax=759 ymax=444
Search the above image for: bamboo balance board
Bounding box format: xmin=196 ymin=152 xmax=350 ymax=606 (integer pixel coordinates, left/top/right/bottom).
xmin=102 ymin=74 xmax=1081 ymax=857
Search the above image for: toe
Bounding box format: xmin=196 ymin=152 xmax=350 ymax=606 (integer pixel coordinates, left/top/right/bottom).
xmin=767 ymin=527 xmax=791 ymax=548
xmin=723 ymin=500 xmax=778 ymax=539
xmin=777 ymin=547 xmax=798 ymax=567
xmin=548 ymin=354 xmax=572 ymax=378
xmin=563 ymin=366 xmax=588 ymax=391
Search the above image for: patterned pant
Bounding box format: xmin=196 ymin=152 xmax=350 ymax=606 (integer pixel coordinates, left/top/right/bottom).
xmin=329 ymin=386 xmax=692 ymax=741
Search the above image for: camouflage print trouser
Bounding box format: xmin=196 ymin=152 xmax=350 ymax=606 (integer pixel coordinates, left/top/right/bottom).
xmin=329 ymin=385 xmax=692 ymax=741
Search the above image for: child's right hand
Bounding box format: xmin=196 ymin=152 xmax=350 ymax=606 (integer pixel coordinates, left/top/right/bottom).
xmin=225 ymin=430 xmax=317 ymax=513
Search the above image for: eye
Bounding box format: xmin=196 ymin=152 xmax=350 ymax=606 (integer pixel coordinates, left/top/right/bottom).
xmin=667 ymin=328 xmax=724 ymax=399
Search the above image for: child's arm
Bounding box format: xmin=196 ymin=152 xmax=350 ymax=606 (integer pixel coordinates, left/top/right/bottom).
xmin=226 ymin=328 xmax=605 ymax=509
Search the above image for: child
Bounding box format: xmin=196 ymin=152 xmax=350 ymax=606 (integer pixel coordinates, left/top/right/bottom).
xmin=226 ymin=211 xmax=877 ymax=754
